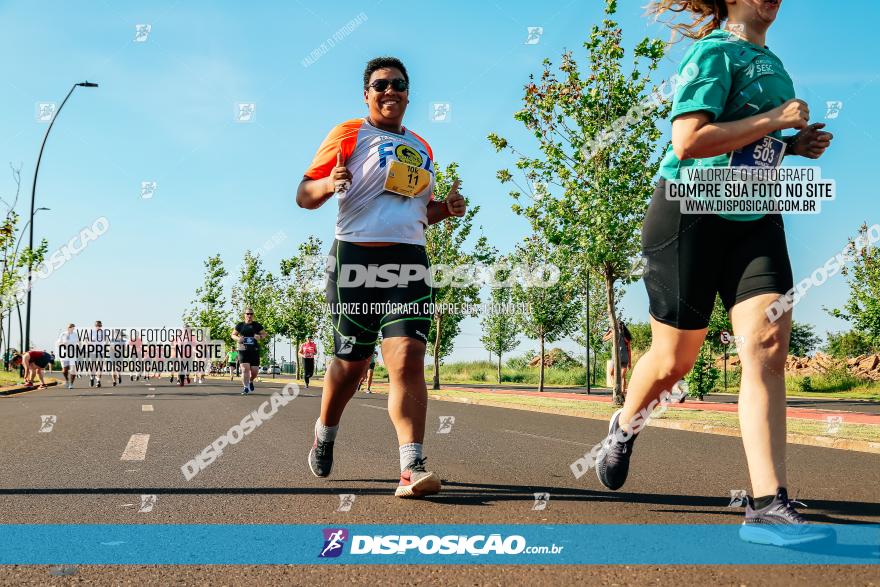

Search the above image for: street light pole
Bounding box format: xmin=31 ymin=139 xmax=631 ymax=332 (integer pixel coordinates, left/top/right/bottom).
xmin=24 ymin=81 xmax=97 ymax=352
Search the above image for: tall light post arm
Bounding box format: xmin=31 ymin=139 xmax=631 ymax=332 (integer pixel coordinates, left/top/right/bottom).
xmin=24 ymin=81 xmax=97 ymax=351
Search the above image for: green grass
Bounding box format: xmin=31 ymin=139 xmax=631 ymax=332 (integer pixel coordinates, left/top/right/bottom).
xmin=423 ymin=360 xmax=596 ymax=386
xmin=0 ymin=369 xmax=25 ymax=387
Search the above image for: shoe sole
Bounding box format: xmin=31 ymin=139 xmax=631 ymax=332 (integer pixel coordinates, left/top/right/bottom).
xmin=738 ymin=524 xmax=835 ymax=546
xmin=596 ymin=408 xmax=624 ymax=488
xmin=395 ymin=472 xmax=441 ymax=498
xmin=308 ymin=447 xmax=331 ymax=478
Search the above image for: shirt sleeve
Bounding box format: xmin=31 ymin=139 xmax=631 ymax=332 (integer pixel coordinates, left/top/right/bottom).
xmin=670 ymin=43 xmax=732 ymax=123
xmin=303 ymin=119 xmax=362 ymax=180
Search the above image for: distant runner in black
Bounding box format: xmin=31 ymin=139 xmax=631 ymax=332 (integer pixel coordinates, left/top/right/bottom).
xmin=232 ymin=308 xmax=268 ymax=395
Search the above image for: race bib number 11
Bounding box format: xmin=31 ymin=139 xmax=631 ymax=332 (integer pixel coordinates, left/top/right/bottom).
xmin=729 ymin=135 xmax=786 ymax=168
xmin=384 ymin=160 xmax=431 ymax=197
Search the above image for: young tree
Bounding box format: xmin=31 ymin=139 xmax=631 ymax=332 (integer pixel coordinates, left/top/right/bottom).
xmin=183 ymin=254 xmax=231 ymax=345
xmin=425 ymin=162 xmax=490 ymax=390
xmin=510 ymin=235 xmax=579 ymax=392
xmin=480 ymin=258 xmax=519 ymax=383
xmin=827 ymin=223 xmax=880 ymax=349
xmin=278 ymin=236 xmax=325 ymax=376
xmin=824 ymin=330 xmax=875 ymax=358
xmin=571 ymin=272 xmax=613 ymax=387
xmin=789 ymin=321 xmax=820 ymax=357
xmin=489 ymin=0 xmax=669 ymax=404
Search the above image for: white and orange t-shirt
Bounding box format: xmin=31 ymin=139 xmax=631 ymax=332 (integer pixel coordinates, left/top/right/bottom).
xmin=299 ymin=341 xmax=317 ymax=359
xmin=304 ymin=118 xmax=435 ymax=246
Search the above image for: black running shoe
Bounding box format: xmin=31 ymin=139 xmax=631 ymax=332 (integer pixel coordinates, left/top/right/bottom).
xmin=739 ymin=488 xmax=836 ymax=546
xmin=308 ymin=432 xmax=334 ymax=478
xmin=596 ymin=408 xmax=638 ymax=491
xmin=240 ymin=386 xmax=250 ymax=395
xmin=249 ymin=382 xmax=255 ymax=392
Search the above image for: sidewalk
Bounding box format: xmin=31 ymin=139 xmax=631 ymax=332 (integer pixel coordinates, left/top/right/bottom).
xmin=442 ymin=385 xmax=880 ymax=426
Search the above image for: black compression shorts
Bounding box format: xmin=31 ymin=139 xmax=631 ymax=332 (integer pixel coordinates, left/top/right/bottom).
xmin=641 ymin=179 xmax=794 ymax=330
xmin=239 ymin=349 xmax=259 ymax=365
xmin=326 ymin=240 xmax=434 ymax=361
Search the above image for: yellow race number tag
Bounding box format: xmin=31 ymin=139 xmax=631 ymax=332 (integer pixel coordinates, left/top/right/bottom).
xmin=384 ymin=160 xmax=431 ymax=198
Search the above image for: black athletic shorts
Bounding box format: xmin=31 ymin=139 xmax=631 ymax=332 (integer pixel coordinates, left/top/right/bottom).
xmin=32 ymin=353 xmax=52 ymax=368
xmin=239 ymin=349 xmax=259 ymax=365
xmin=641 ymin=179 xmax=794 ymax=330
xmin=326 ymin=240 xmax=434 ymax=361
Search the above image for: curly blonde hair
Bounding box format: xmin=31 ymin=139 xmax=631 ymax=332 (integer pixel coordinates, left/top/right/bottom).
xmin=647 ymin=0 xmax=728 ymax=40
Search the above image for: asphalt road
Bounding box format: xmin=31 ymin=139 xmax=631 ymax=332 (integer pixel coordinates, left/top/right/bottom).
xmin=1 ymin=377 xmax=877 ymax=585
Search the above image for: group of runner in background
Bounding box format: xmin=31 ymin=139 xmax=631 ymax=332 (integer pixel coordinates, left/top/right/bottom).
xmin=6 ymin=310 xmax=355 ymax=393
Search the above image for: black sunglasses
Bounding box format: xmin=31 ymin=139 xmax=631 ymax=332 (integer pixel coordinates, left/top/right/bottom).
xmin=245 ymin=312 xmax=253 ymax=316
xmin=368 ymin=78 xmax=408 ymax=92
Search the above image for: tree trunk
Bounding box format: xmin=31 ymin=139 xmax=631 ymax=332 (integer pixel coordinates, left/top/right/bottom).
xmin=295 ymin=338 xmax=302 ymax=379
xmin=538 ymin=333 xmax=545 ymax=392
xmin=432 ymin=313 xmax=442 ymax=390
xmin=605 ymin=271 xmax=623 ymax=405
xmin=497 ymin=352 xmax=502 ymax=384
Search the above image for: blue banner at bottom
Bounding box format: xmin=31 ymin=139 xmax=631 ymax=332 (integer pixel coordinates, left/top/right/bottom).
xmin=0 ymin=525 xmax=877 ymax=565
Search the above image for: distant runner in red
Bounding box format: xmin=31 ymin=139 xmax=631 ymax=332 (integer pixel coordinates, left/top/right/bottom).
xmin=299 ymin=336 xmax=317 ymax=389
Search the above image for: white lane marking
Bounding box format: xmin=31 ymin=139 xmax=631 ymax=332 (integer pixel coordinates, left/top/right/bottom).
xmin=142 ymin=405 xmax=153 ymax=412
xmin=500 ymin=429 xmax=592 ymax=447
xmin=121 ymin=433 xmax=150 ymax=461
xmin=148 ymin=388 xmax=155 ymax=391
xmin=146 ymin=394 xmax=155 ymax=399
xmin=360 ymin=404 xmax=388 ymax=411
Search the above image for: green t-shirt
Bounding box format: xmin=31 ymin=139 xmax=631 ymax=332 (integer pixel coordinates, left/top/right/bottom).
xmin=658 ymin=28 xmax=796 ymax=221
xmin=227 ymin=350 xmax=238 ymax=363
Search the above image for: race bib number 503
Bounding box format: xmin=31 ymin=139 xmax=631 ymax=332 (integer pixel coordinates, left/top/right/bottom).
xmin=384 ymin=160 xmax=431 ymax=197
xmin=729 ymin=135 xmax=786 ymax=168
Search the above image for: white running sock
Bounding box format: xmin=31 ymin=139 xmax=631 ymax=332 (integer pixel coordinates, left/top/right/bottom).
xmin=399 ymin=443 xmax=423 ymax=472
xmin=315 ymin=419 xmax=338 ymax=443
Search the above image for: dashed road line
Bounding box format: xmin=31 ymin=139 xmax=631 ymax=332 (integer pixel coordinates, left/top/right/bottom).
xmin=500 ymin=429 xmax=592 ymax=447
xmin=361 ymin=404 xmax=388 ymax=411
xmin=121 ymin=433 xmax=150 ymax=461
xmin=142 ymin=405 xmax=154 ymax=412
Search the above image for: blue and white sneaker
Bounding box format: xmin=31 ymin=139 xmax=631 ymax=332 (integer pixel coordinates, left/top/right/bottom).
xmin=739 ymin=488 xmax=836 ymax=546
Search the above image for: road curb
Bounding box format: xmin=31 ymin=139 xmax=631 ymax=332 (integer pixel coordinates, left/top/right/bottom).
xmin=0 ymin=378 xmax=61 ymax=397
xmin=428 ymin=393 xmax=880 ymax=455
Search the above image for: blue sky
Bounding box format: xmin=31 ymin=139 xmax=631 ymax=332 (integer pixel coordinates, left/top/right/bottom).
xmin=1 ymin=0 xmax=877 ymax=362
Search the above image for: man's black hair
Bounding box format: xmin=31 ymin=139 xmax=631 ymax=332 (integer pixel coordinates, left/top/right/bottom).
xmin=363 ymin=56 xmax=409 ymax=89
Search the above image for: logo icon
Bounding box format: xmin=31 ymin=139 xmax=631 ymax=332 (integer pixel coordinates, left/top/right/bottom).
xmin=337 ymin=335 xmax=355 ymax=356
xmin=728 ymin=489 xmax=748 ymax=507
xmin=825 ymin=415 xmax=843 ymax=435
xmin=140 ymin=181 xmax=157 ymax=200
xmin=39 ymin=415 xmax=57 ymax=433
xmin=533 ymin=492 xmax=550 ymax=510
xmin=138 ymin=494 xmax=158 ymax=513
xmin=395 ymin=144 xmax=423 ymax=166
xmin=825 ymin=100 xmax=843 ymax=120
xmin=235 ymin=102 xmax=256 ymax=123
xmin=319 ymin=528 xmax=348 ymax=558
xmin=134 ymin=24 xmax=152 ymax=42
xmin=629 ymin=256 xmax=647 ymax=279
xmin=437 ymin=416 xmax=455 ymax=434
xmin=36 ymin=102 xmax=56 ymax=123
xmin=337 ymin=494 xmax=356 ymax=512
xmin=525 ymin=27 xmax=544 ymax=45
xmin=430 ymin=102 xmax=451 ymax=123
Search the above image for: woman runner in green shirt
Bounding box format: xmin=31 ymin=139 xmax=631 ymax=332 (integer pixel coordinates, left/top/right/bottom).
xmin=593 ymin=0 xmax=835 ymax=546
